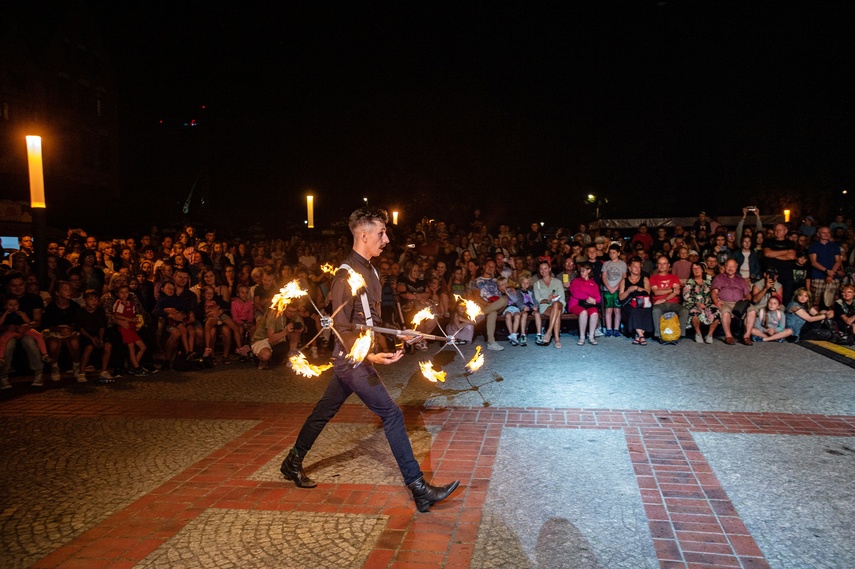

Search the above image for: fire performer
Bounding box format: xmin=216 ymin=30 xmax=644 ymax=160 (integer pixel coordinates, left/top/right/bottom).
xmin=280 ymin=206 xmax=460 ymax=512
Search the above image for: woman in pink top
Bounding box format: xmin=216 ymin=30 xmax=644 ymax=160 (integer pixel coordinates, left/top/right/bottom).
xmin=567 ymin=262 xmax=602 ymax=346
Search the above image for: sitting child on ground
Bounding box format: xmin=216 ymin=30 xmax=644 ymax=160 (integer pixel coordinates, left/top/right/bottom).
xmin=750 ymin=295 xmax=793 ymax=342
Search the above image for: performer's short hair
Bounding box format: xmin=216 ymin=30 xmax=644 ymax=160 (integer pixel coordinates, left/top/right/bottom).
xmin=349 ymin=207 xmax=389 ymax=234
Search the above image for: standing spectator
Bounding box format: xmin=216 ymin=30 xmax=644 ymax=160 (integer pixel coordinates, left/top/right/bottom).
xmin=808 ymin=226 xmax=842 ymax=309
xmin=732 ymin=235 xmax=762 ymax=282
xmin=601 ymin=244 xmax=627 ymax=337
xmin=631 ymin=224 xmax=654 ymax=254
xmin=764 ymin=223 xmax=797 ymax=303
xmin=111 ymin=284 xmax=149 ymax=376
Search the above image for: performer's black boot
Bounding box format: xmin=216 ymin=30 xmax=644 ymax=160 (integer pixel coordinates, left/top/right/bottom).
xmin=280 ymin=448 xmax=317 ymax=488
xmin=407 ymin=476 xmax=460 ymax=512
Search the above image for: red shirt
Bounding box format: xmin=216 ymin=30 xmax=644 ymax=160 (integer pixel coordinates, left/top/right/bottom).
xmin=650 ymin=273 xmax=681 ymax=303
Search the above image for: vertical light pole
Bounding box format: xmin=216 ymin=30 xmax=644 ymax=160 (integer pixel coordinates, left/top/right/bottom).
xmin=783 ymin=209 xmax=791 ymax=223
xmin=392 ymin=211 xmax=399 ymax=225
xmin=306 ymin=195 xmax=314 ymax=229
xmin=26 ymin=136 xmax=46 ymax=281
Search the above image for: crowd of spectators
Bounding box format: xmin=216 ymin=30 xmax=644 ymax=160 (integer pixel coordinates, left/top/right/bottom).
xmin=2 ymin=207 xmax=855 ymax=389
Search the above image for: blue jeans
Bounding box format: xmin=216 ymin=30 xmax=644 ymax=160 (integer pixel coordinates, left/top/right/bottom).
xmin=293 ymin=359 xmax=423 ymax=485
xmin=2 ymin=335 xmax=43 ymax=379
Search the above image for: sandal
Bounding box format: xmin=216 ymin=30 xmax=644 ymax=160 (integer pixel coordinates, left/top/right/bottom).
xmin=632 ymin=338 xmax=642 ymax=345
xmin=577 ymin=339 xmax=585 ymax=346
xmin=535 ymin=337 xmax=550 ymax=346
xmin=554 ymin=341 xmax=562 ymax=349
xmin=638 ymin=337 xmax=648 ymax=346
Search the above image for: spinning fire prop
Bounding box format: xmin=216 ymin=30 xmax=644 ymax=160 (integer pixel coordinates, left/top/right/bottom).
xmin=271 ymin=268 xmax=493 ymax=381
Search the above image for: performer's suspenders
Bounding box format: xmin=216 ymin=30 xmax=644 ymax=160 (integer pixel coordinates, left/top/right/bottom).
xmin=338 ymin=263 xmax=377 ymax=327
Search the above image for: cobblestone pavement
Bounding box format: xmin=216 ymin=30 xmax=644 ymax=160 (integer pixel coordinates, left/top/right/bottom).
xmin=0 ymin=339 xmax=853 ymax=568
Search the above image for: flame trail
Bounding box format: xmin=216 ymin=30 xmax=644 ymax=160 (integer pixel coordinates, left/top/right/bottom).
xmin=270 ymin=280 xmax=307 ymax=314
xmin=419 ymin=361 xmax=447 ymax=383
xmin=289 ymin=353 xmax=333 ymax=378
xmin=346 ymin=268 xmax=366 ymax=295
xmin=411 ymin=307 xmax=435 ymax=328
xmin=465 ymin=345 xmax=484 ymax=374
xmin=346 ymin=330 xmax=373 ymax=364
xmin=454 ymin=294 xmax=483 ymax=321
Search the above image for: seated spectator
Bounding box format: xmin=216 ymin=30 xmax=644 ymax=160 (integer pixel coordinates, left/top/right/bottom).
xmin=711 ymin=259 xmax=752 ymax=345
xmin=74 ymin=290 xmax=117 ymax=382
xmin=253 ymin=267 xmax=279 ymax=324
xmin=471 ymin=258 xmax=509 ymax=351
xmin=683 ymin=262 xmax=720 ymax=343
xmin=0 ymin=272 xmax=48 ymax=387
xmin=650 ymin=256 xmax=689 ymax=344
xmin=671 ymin=247 xmax=693 ymax=282
xmin=154 ymin=279 xmax=197 ymax=364
xmin=567 ymin=262 xmax=601 ymax=346
xmin=231 ymin=284 xmax=256 ymax=354
xmin=787 ymin=288 xmax=834 ymax=341
xmin=42 ymin=280 xmax=82 ymax=381
xmin=497 ymin=276 xmax=522 ymax=346
xmin=750 ymin=295 xmax=793 ymax=342
xmin=445 ymin=296 xmax=476 ymax=344
xmin=70 ymin=250 xmax=106 ymax=296
xmin=556 ymin=257 xmax=578 ymax=299
xmin=195 ymin=284 xmax=245 ymax=363
xmin=0 ymin=295 xmax=52 ymax=388
xmin=426 ymin=276 xmax=449 ymax=319
xmin=397 ymin=264 xmax=432 ymax=350
xmin=517 ymin=272 xmax=539 ymax=346
xmin=834 ymin=284 xmax=855 ymax=338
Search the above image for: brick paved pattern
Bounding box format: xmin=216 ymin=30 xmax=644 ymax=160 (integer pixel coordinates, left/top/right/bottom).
xmin=1 ymin=341 xmax=854 ymax=568
xmin=136 ymin=509 xmax=387 ymax=569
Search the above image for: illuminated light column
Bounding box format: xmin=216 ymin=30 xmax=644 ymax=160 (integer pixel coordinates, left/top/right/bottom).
xmin=26 ymin=136 xmax=46 ymax=208
xmin=392 ymin=211 xmax=399 ymax=225
xmin=26 ymin=136 xmax=47 ymax=281
xmin=784 ymin=209 xmax=791 ymax=223
xmin=307 ymin=195 xmax=314 ymax=228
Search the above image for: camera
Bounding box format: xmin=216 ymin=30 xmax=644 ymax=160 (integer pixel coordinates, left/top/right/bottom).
xmin=745 ymin=206 xmax=757 ymax=212
xmin=292 ymin=321 xmax=303 ymax=330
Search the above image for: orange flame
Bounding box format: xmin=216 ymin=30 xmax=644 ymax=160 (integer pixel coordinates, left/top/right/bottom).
xmin=465 ymin=345 xmax=484 ymax=374
xmin=419 ymin=361 xmax=447 ymax=383
xmin=454 ymin=294 xmax=482 ymax=321
xmin=411 ymin=307 xmax=435 ymax=328
xmin=347 ymin=330 xmax=373 ymax=364
xmin=346 ymin=268 xmax=367 ymax=296
xmin=289 ymin=353 xmax=333 ymax=378
xmin=320 ymin=263 xmax=335 ymax=275
xmin=271 ymin=280 xmax=307 ymax=313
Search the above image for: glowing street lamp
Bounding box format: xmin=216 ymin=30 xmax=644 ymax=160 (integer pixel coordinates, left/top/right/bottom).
xmin=26 ymin=136 xmax=46 ymax=208
xmin=784 ymin=209 xmax=791 ymax=223
xmin=307 ymin=195 xmax=314 ymax=228
xmin=25 ymin=135 xmax=47 ymax=281
xmin=392 ymin=211 xmax=399 ymax=225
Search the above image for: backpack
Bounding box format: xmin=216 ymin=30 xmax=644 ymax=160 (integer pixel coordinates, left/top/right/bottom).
xmin=659 ymin=312 xmax=681 ymax=343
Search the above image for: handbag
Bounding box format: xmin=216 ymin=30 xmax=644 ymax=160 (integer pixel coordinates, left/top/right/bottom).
xmin=630 ymin=295 xmax=651 ymax=309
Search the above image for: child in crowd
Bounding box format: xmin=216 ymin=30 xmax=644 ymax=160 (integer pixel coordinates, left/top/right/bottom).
xmin=230 ymin=284 xmax=255 ymax=357
xmin=0 ymin=297 xmax=53 ymax=368
xmin=601 ymin=244 xmax=627 ymax=337
xmin=834 ymin=284 xmax=855 ymax=338
xmin=446 ymin=297 xmax=477 ymax=345
xmin=750 ymin=295 xmax=793 ymax=342
xmin=154 ymin=280 xmax=197 ymax=361
xmin=517 ymin=273 xmax=539 ymax=346
xmin=497 ymin=277 xmax=522 ymax=346
xmin=196 ymin=285 xmax=246 ymax=362
xmin=112 ymin=284 xmax=148 ymax=376
xmin=792 ymin=251 xmax=809 ymax=293
xmin=75 ymin=290 xmax=117 ymax=382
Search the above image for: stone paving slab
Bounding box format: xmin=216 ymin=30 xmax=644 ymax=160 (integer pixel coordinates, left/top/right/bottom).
xmin=0 ymin=417 xmax=257 ymax=569
xmin=693 ymin=433 xmax=855 ymax=569
xmin=471 ymin=428 xmax=658 ymax=569
xmin=249 ymin=422 xmax=439 ymax=486
xmin=135 ymin=509 xmax=387 ymax=569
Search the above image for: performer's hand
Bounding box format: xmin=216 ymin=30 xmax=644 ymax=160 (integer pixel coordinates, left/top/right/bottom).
xmin=367 ymin=351 xmax=404 ymax=365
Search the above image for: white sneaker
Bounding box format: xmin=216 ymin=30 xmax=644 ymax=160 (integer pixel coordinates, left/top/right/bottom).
xmin=0 ymin=377 xmax=10 ymax=390
xmin=51 ymin=366 xmax=61 ymax=381
xmin=695 ymin=335 xmax=704 ymax=343
xmin=32 ymin=374 xmax=44 ymax=387
xmin=487 ymin=342 xmax=505 ymax=351
xmin=76 ymin=373 xmax=88 ymax=383
xmin=705 ymin=335 xmax=714 ymax=344
xmin=594 ymin=328 xmax=605 ymax=337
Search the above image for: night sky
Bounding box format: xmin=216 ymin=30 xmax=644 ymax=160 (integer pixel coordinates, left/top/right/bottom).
xmin=50 ymin=3 xmax=855 ymax=230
